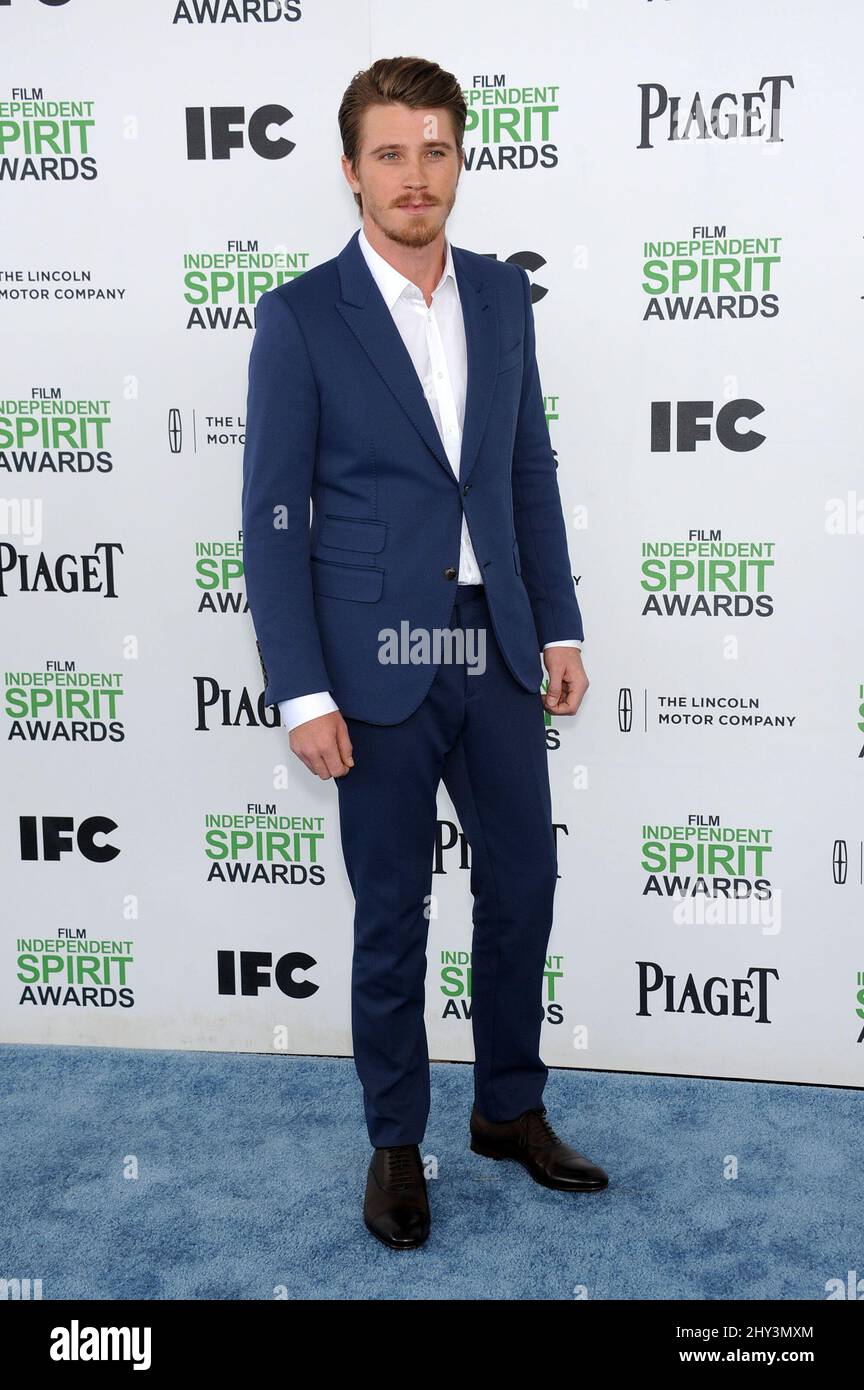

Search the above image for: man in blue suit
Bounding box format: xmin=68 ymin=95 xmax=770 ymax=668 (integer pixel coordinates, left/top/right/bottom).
xmin=241 ymin=56 xmax=608 ymax=1248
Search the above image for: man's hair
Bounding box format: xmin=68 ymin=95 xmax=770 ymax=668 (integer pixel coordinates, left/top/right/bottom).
xmin=338 ymin=56 xmax=467 ymax=216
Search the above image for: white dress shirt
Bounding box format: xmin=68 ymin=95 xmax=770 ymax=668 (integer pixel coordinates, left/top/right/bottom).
xmin=278 ymin=224 xmax=580 ymax=733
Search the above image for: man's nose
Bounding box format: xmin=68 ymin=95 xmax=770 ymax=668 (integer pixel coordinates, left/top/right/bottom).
xmin=403 ymin=159 xmax=429 ymax=185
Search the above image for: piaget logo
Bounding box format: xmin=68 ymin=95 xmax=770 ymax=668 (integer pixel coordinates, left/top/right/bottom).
xmin=0 ymin=392 xmax=112 ymax=473
xmin=195 ymin=538 xmax=245 ymax=613
xmin=637 ymin=75 xmax=794 ymax=150
xmin=637 ymin=961 xmax=778 ymax=1021
xmin=183 ymin=241 xmax=310 ymax=328
xmin=438 ymin=949 xmax=565 ymax=1024
xmin=204 ymin=805 xmax=326 ymax=885
xmin=462 ymin=76 xmax=558 ymax=170
xmin=642 ymin=227 xmax=782 ymax=320
xmin=17 ymin=931 xmax=135 ymax=1009
xmin=0 ymin=540 xmax=122 ymax=597
xmin=641 ymin=530 xmax=775 ymax=619
xmin=0 ymin=88 xmax=96 ymax=182
xmin=4 ymin=662 xmax=125 ymax=742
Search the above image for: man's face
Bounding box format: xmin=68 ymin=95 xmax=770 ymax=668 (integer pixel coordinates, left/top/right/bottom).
xmin=342 ymin=102 xmax=463 ymax=249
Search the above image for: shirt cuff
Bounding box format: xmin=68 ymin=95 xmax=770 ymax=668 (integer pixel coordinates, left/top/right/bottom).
xmin=278 ymin=691 xmax=338 ymax=733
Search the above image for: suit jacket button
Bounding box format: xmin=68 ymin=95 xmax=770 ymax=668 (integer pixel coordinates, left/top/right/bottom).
xmin=444 ymin=566 xmax=458 ymax=580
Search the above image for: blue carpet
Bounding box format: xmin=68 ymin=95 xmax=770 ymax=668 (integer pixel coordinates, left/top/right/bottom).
xmin=0 ymin=1044 xmax=860 ymax=1300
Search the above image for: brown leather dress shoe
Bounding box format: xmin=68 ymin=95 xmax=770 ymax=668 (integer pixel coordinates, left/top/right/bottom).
xmin=470 ymin=1104 xmax=609 ymax=1192
xmin=363 ymin=1143 xmax=430 ymax=1248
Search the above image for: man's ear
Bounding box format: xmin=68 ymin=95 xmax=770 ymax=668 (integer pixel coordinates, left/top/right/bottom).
xmin=340 ymin=154 xmax=357 ymax=193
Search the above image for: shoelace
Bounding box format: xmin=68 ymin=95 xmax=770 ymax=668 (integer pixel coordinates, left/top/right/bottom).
xmin=384 ymin=1144 xmax=421 ymax=1191
xmin=523 ymin=1108 xmax=562 ymax=1148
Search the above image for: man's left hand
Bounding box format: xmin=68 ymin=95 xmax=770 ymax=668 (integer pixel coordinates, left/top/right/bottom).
xmin=542 ymin=646 xmax=589 ymax=716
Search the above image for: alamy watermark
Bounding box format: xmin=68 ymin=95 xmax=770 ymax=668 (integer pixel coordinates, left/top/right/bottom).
xmin=378 ymin=623 xmax=486 ymax=674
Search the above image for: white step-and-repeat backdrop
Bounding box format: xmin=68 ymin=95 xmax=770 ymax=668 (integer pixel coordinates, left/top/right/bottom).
xmin=4 ymin=1 xmax=863 ymax=1088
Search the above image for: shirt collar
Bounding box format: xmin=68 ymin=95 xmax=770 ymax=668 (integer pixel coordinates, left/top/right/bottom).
xmin=358 ymin=223 xmax=455 ymax=309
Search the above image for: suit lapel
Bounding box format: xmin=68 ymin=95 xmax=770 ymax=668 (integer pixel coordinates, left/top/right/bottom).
xmin=335 ymin=228 xmax=499 ymax=491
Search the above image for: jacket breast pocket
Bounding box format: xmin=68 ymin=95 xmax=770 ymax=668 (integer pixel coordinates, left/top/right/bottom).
xmin=319 ymin=513 xmax=387 ymax=553
xmin=498 ymin=339 xmax=524 ymax=374
xmin=311 ymin=556 xmax=384 ymax=602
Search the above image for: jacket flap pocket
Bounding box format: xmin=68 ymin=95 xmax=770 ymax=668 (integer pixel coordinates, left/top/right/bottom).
xmin=320 ymin=513 xmax=387 ymax=553
xmin=311 ymin=556 xmax=384 ymax=602
xmin=498 ymin=339 xmax=524 ymax=374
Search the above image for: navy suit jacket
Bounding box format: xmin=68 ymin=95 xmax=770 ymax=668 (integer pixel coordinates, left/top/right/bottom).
xmin=241 ymin=227 xmax=584 ymax=724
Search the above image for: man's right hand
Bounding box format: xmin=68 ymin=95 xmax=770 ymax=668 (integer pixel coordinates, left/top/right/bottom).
xmin=289 ymin=710 xmax=354 ymax=780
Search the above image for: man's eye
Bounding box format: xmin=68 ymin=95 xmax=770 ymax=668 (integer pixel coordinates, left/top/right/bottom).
xmin=379 ymin=150 xmax=446 ymax=160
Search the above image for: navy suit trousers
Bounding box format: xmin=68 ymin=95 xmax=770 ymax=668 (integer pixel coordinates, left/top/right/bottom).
xmin=334 ymin=583 xmax=559 ymax=1147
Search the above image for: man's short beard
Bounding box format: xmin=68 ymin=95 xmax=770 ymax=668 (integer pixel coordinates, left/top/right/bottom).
xmin=368 ymin=196 xmax=454 ymax=249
